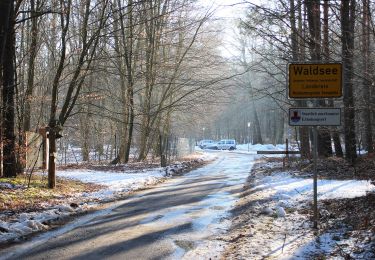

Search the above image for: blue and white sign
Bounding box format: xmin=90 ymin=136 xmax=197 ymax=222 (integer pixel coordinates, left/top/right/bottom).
xmin=289 ymin=108 xmax=341 ymax=126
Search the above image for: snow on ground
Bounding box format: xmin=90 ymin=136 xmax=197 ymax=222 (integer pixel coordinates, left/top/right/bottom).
xmin=236 ymin=143 xmax=290 ymax=152
xmin=254 ymin=171 xmax=375 ymax=204
xmin=221 ymin=161 xmax=375 ymax=259
xmin=198 ymin=142 xmax=299 ymax=157
xmin=57 ymin=168 xmax=166 ymax=199
xmin=0 ymin=159 xmax=199 ymax=245
xmin=1 ymin=144 xmax=374 ymax=259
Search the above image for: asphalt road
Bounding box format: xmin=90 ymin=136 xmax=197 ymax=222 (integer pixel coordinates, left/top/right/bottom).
xmin=2 ymin=151 xmax=255 ymax=260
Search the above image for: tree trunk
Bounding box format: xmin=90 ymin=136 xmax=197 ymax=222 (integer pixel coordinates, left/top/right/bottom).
xmin=322 ymin=0 xmax=343 ymax=157
xmin=252 ymin=102 xmax=263 ymax=144
xmin=306 ymin=0 xmax=321 ymax=61
xmin=111 ymin=0 xmax=136 ymax=164
xmin=23 ymin=0 xmax=39 ymax=132
xmin=0 ymin=0 xmax=12 ymax=63
xmin=341 ymin=0 xmax=357 ymax=164
xmin=138 ymin=116 xmax=151 ymax=161
xmin=319 ymin=0 xmax=334 ymax=157
xmin=124 ymin=0 xmax=135 ymax=163
xmin=124 ymin=95 xmax=134 ymax=163
xmin=317 ymin=127 xmax=332 ymax=157
xmin=322 ymin=0 xmax=329 ymax=61
xmin=116 ymin=71 xmax=129 ymax=163
xmin=48 ymin=127 xmax=56 ymax=188
xmin=361 ymin=0 xmax=373 ymax=153
xmin=299 ymin=125 xmax=311 ymax=158
xmin=276 ymin=112 xmax=284 ymax=144
xmin=2 ymin=0 xmax=17 ymax=177
xmin=332 ymin=130 xmax=344 ymax=157
xmin=80 ymin=113 xmax=90 ymax=161
xmin=306 ymin=0 xmax=332 ymax=157
xmin=291 ymin=0 xmax=310 ymax=158
xmin=18 ymin=0 xmax=40 ymax=173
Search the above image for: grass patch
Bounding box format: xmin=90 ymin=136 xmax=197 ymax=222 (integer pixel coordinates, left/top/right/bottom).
xmin=0 ymin=174 xmax=104 ymax=213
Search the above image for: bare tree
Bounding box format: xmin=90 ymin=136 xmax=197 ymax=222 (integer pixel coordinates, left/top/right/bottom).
xmin=341 ymin=0 xmax=357 ymax=164
xmin=290 ymin=0 xmax=310 ymax=158
xmin=1 ymin=0 xmax=17 ymax=177
xmin=110 ymin=0 xmax=138 ymax=164
xmin=360 ymin=0 xmax=373 ymax=153
xmin=47 ymin=0 xmax=109 ymax=188
xmin=322 ymin=0 xmax=343 ymax=157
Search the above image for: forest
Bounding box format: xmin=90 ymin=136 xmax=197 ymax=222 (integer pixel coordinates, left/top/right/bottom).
xmin=0 ymin=0 xmax=374 ymax=188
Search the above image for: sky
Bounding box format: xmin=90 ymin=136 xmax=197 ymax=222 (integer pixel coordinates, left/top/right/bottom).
xmin=210 ymin=0 xmax=263 ymax=19
xmin=199 ymin=0 xmax=262 ymax=57
xmin=198 ymin=0 xmax=248 ymax=57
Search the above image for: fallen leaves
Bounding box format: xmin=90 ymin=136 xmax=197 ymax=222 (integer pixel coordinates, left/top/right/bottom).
xmin=0 ymin=174 xmax=104 ymax=213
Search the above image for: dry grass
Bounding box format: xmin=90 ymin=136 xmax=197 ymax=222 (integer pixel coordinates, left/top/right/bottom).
xmin=0 ymin=155 xmax=206 ymax=214
xmin=0 ymin=174 xmax=104 ymax=213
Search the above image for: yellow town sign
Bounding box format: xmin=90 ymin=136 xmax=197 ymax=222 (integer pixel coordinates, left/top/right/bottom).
xmin=288 ymin=63 xmax=342 ymax=98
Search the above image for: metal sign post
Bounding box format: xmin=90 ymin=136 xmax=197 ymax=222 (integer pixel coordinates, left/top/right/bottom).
xmin=313 ymin=126 xmax=318 ymax=229
xmin=288 ymin=62 xmax=343 ymax=230
xmin=288 ymin=108 xmax=341 ymax=228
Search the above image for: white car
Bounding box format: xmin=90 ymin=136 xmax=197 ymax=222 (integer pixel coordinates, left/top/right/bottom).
xmin=216 ymin=139 xmax=236 ymax=150
xmin=198 ymin=139 xmax=215 ymax=149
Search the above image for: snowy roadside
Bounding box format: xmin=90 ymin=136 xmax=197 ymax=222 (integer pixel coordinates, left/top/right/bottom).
xmin=0 ymin=144 xmax=284 ymax=250
xmin=220 ymin=158 xmax=375 ymax=259
xmin=4 ymin=143 xmax=372 ymax=259
xmin=0 ymin=153 xmax=214 ymax=246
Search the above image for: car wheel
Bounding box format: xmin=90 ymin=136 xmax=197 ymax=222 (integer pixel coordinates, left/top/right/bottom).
xmin=229 ymin=147 xmax=235 ymax=150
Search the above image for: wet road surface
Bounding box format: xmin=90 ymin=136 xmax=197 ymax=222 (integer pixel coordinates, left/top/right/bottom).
xmin=2 ymin=152 xmax=255 ymax=260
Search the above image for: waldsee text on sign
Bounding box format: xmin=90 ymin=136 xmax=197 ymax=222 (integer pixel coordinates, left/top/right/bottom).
xmin=289 ymin=63 xmax=342 ymax=98
xmin=289 ymin=108 xmax=341 ymax=126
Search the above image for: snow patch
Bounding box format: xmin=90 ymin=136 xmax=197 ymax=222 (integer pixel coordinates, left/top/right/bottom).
xmin=225 ymin=164 xmax=375 ymax=259
xmin=276 ymin=206 xmax=286 ymax=218
xmin=0 ymin=160 xmax=201 ymax=245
